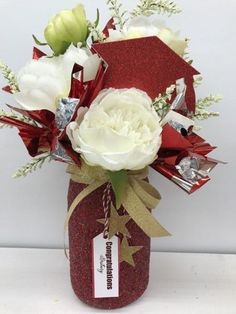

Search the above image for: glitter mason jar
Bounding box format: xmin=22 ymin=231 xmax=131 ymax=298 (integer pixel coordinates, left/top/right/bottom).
xmin=67 ymin=179 xmax=151 ymax=309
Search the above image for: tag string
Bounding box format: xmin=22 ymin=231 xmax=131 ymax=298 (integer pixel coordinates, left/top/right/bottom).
xmin=102 ymin=182 xmax=112 ymax=239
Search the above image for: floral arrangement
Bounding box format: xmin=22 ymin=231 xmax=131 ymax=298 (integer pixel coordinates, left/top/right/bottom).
xmin=0 ymin=0 xmax=222 ymax=309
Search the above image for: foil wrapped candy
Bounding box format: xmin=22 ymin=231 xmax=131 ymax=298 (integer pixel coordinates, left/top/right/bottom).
xmin=153 ymin=150 xmax=220 ymax=194
xmin=152 ymin=81 xmax=223 ymax=193
xmin=52 ymin=97 xmax=79 ymax=163
xmin=175 ymin=154 xmax=219 ymax=192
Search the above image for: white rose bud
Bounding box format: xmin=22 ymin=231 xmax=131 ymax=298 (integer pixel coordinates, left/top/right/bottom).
xmin=67 ymin=88 xmax=162 ymax=171
xmin=44 ymin=4 xmax=88 ymax=56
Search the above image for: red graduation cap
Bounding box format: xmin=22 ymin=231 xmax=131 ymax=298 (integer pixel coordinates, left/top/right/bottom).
xmin=92 ymin=36 xmax=200 ymax=113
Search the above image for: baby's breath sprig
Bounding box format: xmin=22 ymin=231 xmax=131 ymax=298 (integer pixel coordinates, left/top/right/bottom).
xmin=131 ymin=0 xmax=181 ymax=17
xmin=106 ymin=0 xmax=129 ymax=30
xmin=183 ymin=39 xmax=193 ymax=64
xmin=88 ymin=21 xmax=106 ymax=42
xmin=87 ymin=9 xmax=106 ymax=42
xmin=194 ymin=95 xmax=222 ymax=121
xmin=194 ymin=75 xmax=203 ymax=88
xmin=0 ymin=60 xmax=19 ymax=93
xmin=152 ymin=84 xmax=176 ymax=119
xmin=13 ymin=153 xmax=52 ymax=178
xmin=0 ymin=109 xmax=38 ymax=127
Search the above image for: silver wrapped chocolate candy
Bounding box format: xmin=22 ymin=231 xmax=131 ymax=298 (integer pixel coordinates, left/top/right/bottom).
xmin=51 ymin=142 xmax=73 ymax=163
xmin=55 ymin=98 xmax=79 ymax=130
xmin=174 ymin=155 xmax=219 ymax=193
xmin=52 ymin=97 xmax=80 ymax=163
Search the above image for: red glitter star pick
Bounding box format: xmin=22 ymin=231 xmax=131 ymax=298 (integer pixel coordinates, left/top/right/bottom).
xmin=92 ymin=36 xmax=200 ymax=112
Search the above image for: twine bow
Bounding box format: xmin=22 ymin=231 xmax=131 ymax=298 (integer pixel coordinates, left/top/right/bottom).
xmin=66 ymin=162 xmax=171 ymax=238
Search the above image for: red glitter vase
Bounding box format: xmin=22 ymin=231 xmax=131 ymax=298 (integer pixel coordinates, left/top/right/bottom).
xmin=68 ymin=179 xmax=151 ymax=309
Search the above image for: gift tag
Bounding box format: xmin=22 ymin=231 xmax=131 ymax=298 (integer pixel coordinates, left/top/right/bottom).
xmin=92 ymin=233 xmax=120 ymax=298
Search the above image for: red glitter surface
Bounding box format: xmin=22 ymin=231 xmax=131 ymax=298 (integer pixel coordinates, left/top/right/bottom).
xmin=92 ymin=36 xmax=199 ymax=112
xmin=68 ymin=180 xmax=151 ymax=309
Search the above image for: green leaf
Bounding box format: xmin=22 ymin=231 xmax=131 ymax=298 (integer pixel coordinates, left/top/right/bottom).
xmin=94 ymin=9 xmax=100 ymax=28
xmin=86 ymin=9 xmax=100 ymax=41
xmin=32 ymin=34 xmax=48 ymax=46
xmin=108 ymin=170 xmax=128 ymax=209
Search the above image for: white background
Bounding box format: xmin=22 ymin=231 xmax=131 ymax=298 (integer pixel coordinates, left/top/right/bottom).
xmin=0 ymin=0 xmax=235 ymax=253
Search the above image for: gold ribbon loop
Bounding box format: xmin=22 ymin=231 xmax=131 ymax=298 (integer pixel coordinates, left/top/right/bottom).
xmin=122 ymin=181 xmax=170 ymax=238
xmin=66 ymin=163 xmax=171 ymax=239
xmin=67 ymin=163 xmax=108 ymax=184
xmin=129 ymin=177 xmax=161 ymax=209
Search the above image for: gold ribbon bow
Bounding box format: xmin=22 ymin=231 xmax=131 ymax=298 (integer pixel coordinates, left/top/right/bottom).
xmin=66 ymin=162 xmax=171 ymax=238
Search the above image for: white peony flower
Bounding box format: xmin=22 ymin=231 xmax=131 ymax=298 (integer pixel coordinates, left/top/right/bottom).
xmin=14 ymin=44 xmax=100 ymax=112
xmin=66 ymin=88 xmax=162 ymax=171
xmin=107 ymin=16 xmax=187 ymax=56
xmin=15 ymin=57 xmax=69 ymax=112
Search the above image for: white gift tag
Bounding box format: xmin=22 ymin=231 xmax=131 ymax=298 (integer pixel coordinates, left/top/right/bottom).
xmin=92 ymin=233 xmax=120 ymax=298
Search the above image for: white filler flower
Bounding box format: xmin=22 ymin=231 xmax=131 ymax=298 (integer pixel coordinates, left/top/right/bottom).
xmin=108 ymin=16 xmax=187 ymax=56
xmin=67 ymin=88 xmax=162 ymax=171
xmin=14 ymin=44 xmax=100 ymax=112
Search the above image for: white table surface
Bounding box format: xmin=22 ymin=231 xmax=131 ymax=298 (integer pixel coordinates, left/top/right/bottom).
xmin=0 ymin=249 xmax=236 ymax=314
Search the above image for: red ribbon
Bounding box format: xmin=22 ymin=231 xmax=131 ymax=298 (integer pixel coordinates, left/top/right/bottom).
xmin=102 ymin=18 xmax=116 ymax=38
xmin=0 ymin=106 xmax=58 ymax=157
xmin=32 ymin=47 xmax=46 ymax=60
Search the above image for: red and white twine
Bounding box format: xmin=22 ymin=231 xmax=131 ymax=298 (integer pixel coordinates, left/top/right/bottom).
xmin=102 ymin=182 xmax=112 ymax=239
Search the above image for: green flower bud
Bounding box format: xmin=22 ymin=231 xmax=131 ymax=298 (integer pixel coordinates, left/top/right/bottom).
xmin=44 ymin=4 xmax=88 ymax=56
